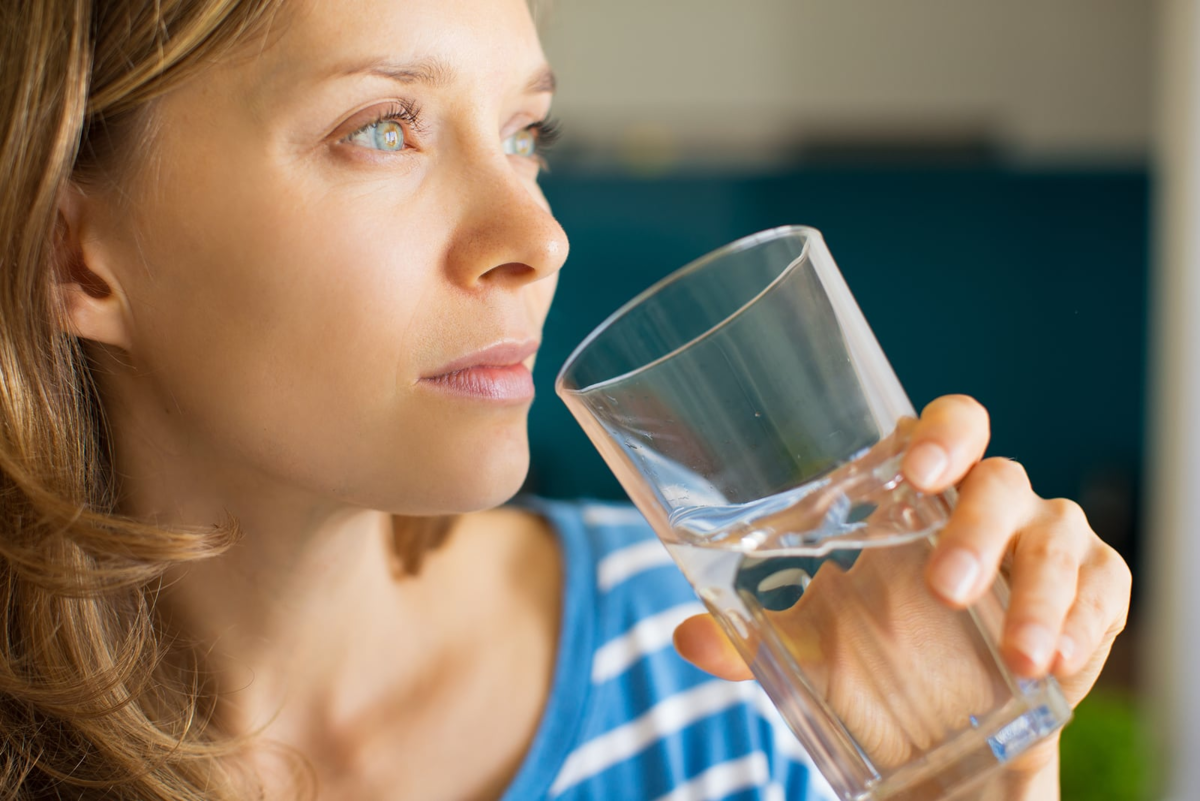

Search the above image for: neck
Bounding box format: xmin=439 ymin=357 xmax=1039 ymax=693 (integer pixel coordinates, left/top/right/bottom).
xmin=91 ymin=353 xmax=564 ymax=799
xmin=158 ymin=504 xmax=415 ymax=735
xmin=98 ymin=381 xmax=462 ymax=742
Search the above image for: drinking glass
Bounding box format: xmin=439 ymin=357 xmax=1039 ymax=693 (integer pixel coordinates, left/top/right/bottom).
xmin=555 ymin=226 xmax=1071 ymax=801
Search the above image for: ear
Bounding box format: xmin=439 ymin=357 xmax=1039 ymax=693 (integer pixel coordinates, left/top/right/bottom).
xmin=54 ymin=183 xmax=133 ymax=352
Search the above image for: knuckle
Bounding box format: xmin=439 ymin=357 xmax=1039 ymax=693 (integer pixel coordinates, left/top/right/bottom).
xmin=950 ymin=393 xmax=988 ymax=431
xmin=1089 ymin=539 xmax=1133 ymax=587
xmin=1096 ymin=537 xmax=1127 ymax=567
xmin=1074 ymin=557 xmax=1132 ymax=637
xmin=1045 ymin=497 xmax=1090 ymax=530
xmin=978 ymin=457 xmax=1031 ymax=492
xmin=1025 ymin=535 xmax=1079 ymax=573
xmin=1105 ymin=549 xmax=1134 ymax=602
xmin=955 ymin=394 xmax=990 ymax=429
xmin=926 ymin=394 xmax=990 ymax=430
xmin=1116 ymin=553 xmax=1134 ymax=593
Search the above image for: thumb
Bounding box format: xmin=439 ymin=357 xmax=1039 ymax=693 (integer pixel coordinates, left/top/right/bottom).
xmin=673 ymin=614 xmax=755 ymax=681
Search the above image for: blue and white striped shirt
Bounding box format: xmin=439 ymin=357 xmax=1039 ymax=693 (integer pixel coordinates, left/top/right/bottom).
xmin=500 ymin=497 xmax=836 ymax=801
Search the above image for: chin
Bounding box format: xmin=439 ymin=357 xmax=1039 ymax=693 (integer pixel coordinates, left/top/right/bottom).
xmin=461 ymin=458 xmax=531 ymax=511
xmin=395 ymin=437 xmax=533 ymax=516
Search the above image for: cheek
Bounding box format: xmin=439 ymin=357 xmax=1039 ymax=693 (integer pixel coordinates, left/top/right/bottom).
xmin=116 ymin=155 xmax=535 ymax=514
xmin=131 ymin=171 xmax=434 ymax=388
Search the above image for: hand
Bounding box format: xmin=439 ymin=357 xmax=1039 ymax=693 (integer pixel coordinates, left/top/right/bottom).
xmin=672 ymin=395 xmax=1132 ymax=790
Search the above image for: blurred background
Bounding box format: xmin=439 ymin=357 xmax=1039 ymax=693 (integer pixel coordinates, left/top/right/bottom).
xmin=522 ymin=2 xmax=1200 ymax=798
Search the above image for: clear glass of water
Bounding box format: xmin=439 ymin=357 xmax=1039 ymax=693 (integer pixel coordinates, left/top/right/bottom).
xmin=555 ymin=226 xmax=1071 ymax=801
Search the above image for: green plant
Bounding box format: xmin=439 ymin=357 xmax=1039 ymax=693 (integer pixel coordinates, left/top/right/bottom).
xmin=1059 ymin=689 xmax=1155 ymax=801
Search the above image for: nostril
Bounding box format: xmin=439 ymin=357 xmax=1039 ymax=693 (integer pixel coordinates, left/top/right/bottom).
xmin=480 ymin=261 xmax=538 ymax=283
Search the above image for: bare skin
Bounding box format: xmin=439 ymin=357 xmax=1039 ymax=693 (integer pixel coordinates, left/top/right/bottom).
xmin=51 ymin=0 xmax=1130 ymax=796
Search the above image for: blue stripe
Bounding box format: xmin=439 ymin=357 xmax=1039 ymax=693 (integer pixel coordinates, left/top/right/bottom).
xmin=593 ymin=569 xmax=700 ymax=645
xmin=588 ymin=650 xmax=713 ymax=733
xmin=499 ymin=497 xmax=597 ymax=801
xmin=498 ymin=497 xmax=822 ymax=801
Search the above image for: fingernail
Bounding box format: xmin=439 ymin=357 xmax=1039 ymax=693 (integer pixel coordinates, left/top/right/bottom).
xmin=931 ymin=548 xmax=980 ymax=604
xmin=905 ymin=442 xmax=949 ymax=489
xmin=1012 ymin=624 xmax=1056 ymax=669
xmin=1057 ymin=634 xmax=1077 ymax=667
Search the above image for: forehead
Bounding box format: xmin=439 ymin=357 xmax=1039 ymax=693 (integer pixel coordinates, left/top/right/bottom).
xmin=250 ymin=0 xmax=547 ymax=100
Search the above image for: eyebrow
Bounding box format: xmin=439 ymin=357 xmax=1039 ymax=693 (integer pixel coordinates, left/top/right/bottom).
xmin=525 ymin=66 xmax=557 ymax=94
xmin=330 ymin=56 xmax=556 ymax=95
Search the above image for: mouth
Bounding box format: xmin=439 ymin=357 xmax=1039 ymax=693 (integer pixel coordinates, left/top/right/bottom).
xmin=419 ymin=339 xmax=539 ymax=403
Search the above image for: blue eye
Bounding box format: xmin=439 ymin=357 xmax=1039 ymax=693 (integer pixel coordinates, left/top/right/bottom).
xmin=347 ymin=119 xmax=406 ymax=152
xmin=503 ymin=128 xmax=538 ymax=157
xmin=502 ymin=119 xmax=562 ymax=165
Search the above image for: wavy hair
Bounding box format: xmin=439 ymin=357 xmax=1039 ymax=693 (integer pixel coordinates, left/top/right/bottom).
xmin=0 ymin=1 xmax=305 ymax=798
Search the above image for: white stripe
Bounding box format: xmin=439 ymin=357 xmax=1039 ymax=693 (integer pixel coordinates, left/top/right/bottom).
xmin=581 ymin=503 xmax=647 ymax=528
xmin=764 ymin=782 xmax=786 ymax=801
xmin=591 ymin=602 xmax=706 ymax=683
xmin=650 ymin=753 xmax=769 ymax=801
xmin=598 ymin=539 xmax=675 ymax=591
xmin=549 ymin=680 xmax=762 ymax=796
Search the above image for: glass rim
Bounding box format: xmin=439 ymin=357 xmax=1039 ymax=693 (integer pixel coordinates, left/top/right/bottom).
xmin=555 ymin=224 xmax=823 ymax=396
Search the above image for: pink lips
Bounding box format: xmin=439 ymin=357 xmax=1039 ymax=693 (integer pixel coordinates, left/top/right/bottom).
xmin=420 ymin=340 xmax=539 ymax=403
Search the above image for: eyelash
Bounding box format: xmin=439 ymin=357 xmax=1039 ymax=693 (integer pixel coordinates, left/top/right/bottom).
xmin=364 ymin=99 xmax=426 ymax=138
xmin=527 ymin=117 xmax=563 ymax=153
xmin=345 ymin=101 xmax=562 ymax=163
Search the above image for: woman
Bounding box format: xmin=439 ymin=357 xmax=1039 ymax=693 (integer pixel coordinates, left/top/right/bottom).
xmin=0 ymin=0 xmax=1131 ymax=798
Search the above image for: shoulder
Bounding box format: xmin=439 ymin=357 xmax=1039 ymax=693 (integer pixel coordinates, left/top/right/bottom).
xmin=510 ymin=497 xmax=835 ymax=801
xmin=526 ymin=497 xmax=662 ymax=554
xmin=518 ymin=497 xmax=699 ymax=650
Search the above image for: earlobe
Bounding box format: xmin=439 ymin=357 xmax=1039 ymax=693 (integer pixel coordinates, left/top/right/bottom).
xmin=54 ymin=184 xmax=133 ymax=352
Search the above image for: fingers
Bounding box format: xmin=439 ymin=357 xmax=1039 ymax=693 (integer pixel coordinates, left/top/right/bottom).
xmin=1055 ymin=540 xmax=1132 ymax=680
xmin=1000 ymin=500 xmax=1093 ymax=677
xmin=926 ymin=457 xmax=1037 ymax=607
xmin=903 ymin=394 xmax=991 ymax=493
xmin=673 ymin=614 xmax=754 ymax=682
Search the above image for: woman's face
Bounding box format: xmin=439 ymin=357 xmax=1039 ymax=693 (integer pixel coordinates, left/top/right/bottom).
xmin=91 ymin=0 xmax=567 ymax=516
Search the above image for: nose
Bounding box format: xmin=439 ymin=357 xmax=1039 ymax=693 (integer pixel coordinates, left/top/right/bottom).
xmin=443 ymin=154 xmax=569 ymax=291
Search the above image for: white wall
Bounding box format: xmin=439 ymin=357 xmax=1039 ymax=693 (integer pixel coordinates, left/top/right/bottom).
xmin=540 ymin=0 xmax=1154 ymax=165
xmin=1148 ymin=0 xmax=1200 ymax=796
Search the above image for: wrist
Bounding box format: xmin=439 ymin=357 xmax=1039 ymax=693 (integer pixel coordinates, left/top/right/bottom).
xmin=1007 ymin=759 xmax=1059 ymax=801
xmin=984 ymin=738 xmax=1061 ymax=801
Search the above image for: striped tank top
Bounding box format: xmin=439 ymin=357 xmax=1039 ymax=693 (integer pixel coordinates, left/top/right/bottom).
xmin=499 ymin=497 xmax=836 ymax=801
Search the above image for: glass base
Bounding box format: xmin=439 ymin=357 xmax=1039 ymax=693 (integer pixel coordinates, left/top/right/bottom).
xmin=857 ymin=680 xmax=1072 ymax=801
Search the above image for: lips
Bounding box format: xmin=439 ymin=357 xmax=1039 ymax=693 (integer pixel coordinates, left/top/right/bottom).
xmin=420 ymin=339 xmax=539 ymax=402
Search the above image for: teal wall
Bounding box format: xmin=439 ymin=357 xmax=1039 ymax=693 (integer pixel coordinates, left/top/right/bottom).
xmin=527 ymin=166 xmax=1149 ymax=568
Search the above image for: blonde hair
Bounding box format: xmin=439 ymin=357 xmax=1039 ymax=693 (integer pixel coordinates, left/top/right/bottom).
xmin=0 ymin=1 xmax=295 ymax=798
